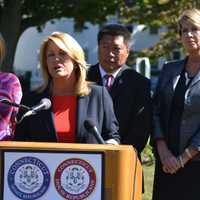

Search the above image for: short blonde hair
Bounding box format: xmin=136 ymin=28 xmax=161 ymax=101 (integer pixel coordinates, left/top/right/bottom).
xmin=40 ymin=32 xmax=90 ymax=96
xmin=178 ymin=8 xmax=200 ymax=35
xmin=0 ymin=34 xmax=6 ymax=64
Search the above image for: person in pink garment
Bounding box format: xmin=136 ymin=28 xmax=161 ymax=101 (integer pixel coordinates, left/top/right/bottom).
xmin=0 ymin=34 xmax=22 ymax=140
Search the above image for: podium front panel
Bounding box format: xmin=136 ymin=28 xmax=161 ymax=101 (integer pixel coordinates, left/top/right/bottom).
xmin=2 ymin=150 xmax=104 ymax=200
xmin=0 ymin=142 xmax=142 ymax=200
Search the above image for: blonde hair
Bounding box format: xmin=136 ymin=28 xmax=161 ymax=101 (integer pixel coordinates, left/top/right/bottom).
xmin=0 ymin=34 xmax=6 ymax=64
xmin=178 ymin=8 xmax=200 ymax=35
xmin=40 ymin=31 xmax=90 ymax=96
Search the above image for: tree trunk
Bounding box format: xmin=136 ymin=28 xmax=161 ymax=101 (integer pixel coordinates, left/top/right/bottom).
xmin=0 ymin=0 xmax=22 ymax=72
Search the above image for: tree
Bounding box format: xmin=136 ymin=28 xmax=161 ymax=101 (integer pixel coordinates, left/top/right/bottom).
xmin=119 ymin=0 xmax=200 ymax=64
xmin=0 ymin=0 xmax=118 ymax=72
xmin=2 ymin=0 xmax=199 ymax=71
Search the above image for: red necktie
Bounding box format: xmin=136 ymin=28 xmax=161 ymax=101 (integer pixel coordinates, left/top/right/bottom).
xmin=104 ymin=74 xmax=113 ymax=90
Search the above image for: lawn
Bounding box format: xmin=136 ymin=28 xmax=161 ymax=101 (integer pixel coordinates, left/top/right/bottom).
xmin=141 ymin=142 xmax=155 ymax=200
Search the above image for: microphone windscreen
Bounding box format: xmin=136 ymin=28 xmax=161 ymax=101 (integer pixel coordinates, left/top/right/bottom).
xmin=84 ymin=119 xmax=95 ymax=130
xmin=40 ymin=98 xmax=51 ymax=110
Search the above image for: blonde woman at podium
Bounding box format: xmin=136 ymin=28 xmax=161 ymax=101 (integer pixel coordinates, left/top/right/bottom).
xmin=0 ymin=34 xmax=22 ymax=140
xmin=15 ymin=32 xmax=120 ymax=145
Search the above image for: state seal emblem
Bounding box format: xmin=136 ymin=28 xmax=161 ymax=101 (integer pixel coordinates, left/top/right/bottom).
xmin=54 ymin=158 xmax=96 ymax=200
xmin=7 ymin=156 xmax=50 ymax=200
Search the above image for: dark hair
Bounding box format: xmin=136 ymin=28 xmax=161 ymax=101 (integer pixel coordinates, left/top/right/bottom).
xmin=97 ymin=24 xmax=131 ymax=44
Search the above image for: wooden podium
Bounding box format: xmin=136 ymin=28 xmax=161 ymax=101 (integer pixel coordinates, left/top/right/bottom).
xmin=0 ymin=142 xmax=142 ymax=200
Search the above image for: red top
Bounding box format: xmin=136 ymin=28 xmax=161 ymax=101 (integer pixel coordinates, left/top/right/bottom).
xmin=52 ymin=95 xmax=77 ymax=143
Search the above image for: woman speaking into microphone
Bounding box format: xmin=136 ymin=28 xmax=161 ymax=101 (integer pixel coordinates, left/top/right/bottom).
xmin=15 ymin=32 xmax=120 ymax=144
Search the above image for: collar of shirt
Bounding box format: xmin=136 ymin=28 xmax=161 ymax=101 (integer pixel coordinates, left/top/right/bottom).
xmin=99 ymin=64 xmax=121 ymax=86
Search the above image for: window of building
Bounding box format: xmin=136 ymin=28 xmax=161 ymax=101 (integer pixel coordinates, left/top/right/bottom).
xmin=149 ymin=27 xmax=159 ymax=34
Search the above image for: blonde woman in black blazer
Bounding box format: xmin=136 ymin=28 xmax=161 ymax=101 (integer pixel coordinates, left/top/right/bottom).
xmin=152 ymin=8 xmax=200 ymax=200
xmin=15 ymin=32 xmax=120 ymax=144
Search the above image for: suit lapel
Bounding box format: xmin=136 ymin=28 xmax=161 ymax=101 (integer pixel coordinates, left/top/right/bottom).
xmin=76 ymin=95 xmax=89 ymax=142
xmin=39 ymin=87 xmax=58 ymax=141
xmin=188 ymin=68 xmax=200 ymax=89
xmin=110 ymin=65 xmax=130 ymax=98
xmin=171 ymin=59 xmax=186 ymax=83
xmin=43 ymin=109 xmax=58 ymax=141
xmin=165 ymin=59 xmax=186 ymax=108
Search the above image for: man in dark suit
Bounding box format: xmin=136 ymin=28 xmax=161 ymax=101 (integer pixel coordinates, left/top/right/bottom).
xmin=87 ymin=24 xmax=152 ymax=155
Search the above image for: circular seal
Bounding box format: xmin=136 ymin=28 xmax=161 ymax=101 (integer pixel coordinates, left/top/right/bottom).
xmin=8 ymin=156 xmax=50 ymax=200
xmin=54 ymin=158 xmax=96 ymax=200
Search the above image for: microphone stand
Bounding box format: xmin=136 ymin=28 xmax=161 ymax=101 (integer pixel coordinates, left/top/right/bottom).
xmin=0 ymin=99 xmax=31 ymax=111
xmin=0 ymin=99 xmax=31 ymax=124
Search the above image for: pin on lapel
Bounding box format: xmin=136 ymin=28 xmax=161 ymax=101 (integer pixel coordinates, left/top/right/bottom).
xmin=119 ymin=79 xmax=123 ymax=84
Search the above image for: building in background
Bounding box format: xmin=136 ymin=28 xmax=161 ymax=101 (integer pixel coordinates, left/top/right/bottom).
xmin=13 ymin=17 xmax=175 ymax=90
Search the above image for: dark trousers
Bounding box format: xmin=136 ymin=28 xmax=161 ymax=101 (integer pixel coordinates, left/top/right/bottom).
xmin=152 ymin=159 xmax=200 ymax=200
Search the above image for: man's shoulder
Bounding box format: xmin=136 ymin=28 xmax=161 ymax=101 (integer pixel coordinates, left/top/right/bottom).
xmin=88 ymin=63 xmax=99 ymax=71
xmin=121 ymin=65 xmax=150 ymax=83
xmin=87 ymin=63 xmax=99 ymax=78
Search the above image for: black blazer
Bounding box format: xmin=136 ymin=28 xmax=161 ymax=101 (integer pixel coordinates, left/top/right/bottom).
xmin=87 ymin=64 xmax=152 ymax=153
xmin=15 ymin=85 xmax=120 ymax=144
xmin=153 ymin=58 xmax=200 ymax=159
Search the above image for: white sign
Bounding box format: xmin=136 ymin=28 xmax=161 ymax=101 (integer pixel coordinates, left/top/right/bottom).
xmin=3 ymin=151 xmax=104 ymax=200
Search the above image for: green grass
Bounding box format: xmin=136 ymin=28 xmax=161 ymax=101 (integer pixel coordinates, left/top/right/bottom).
xmin=141 ymin=141 xmax=155 ymax=200
xmin=142 ymin=163 xmax=155 ymax=200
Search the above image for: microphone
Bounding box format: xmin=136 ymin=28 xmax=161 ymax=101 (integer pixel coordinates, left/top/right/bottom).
xmin=23 ymin=98 xmax=51 ymax=118
xmin=0 ymin=98 xmax=30 ymax=111
xmin=84 ymin=119 xmax=106 ymax=144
